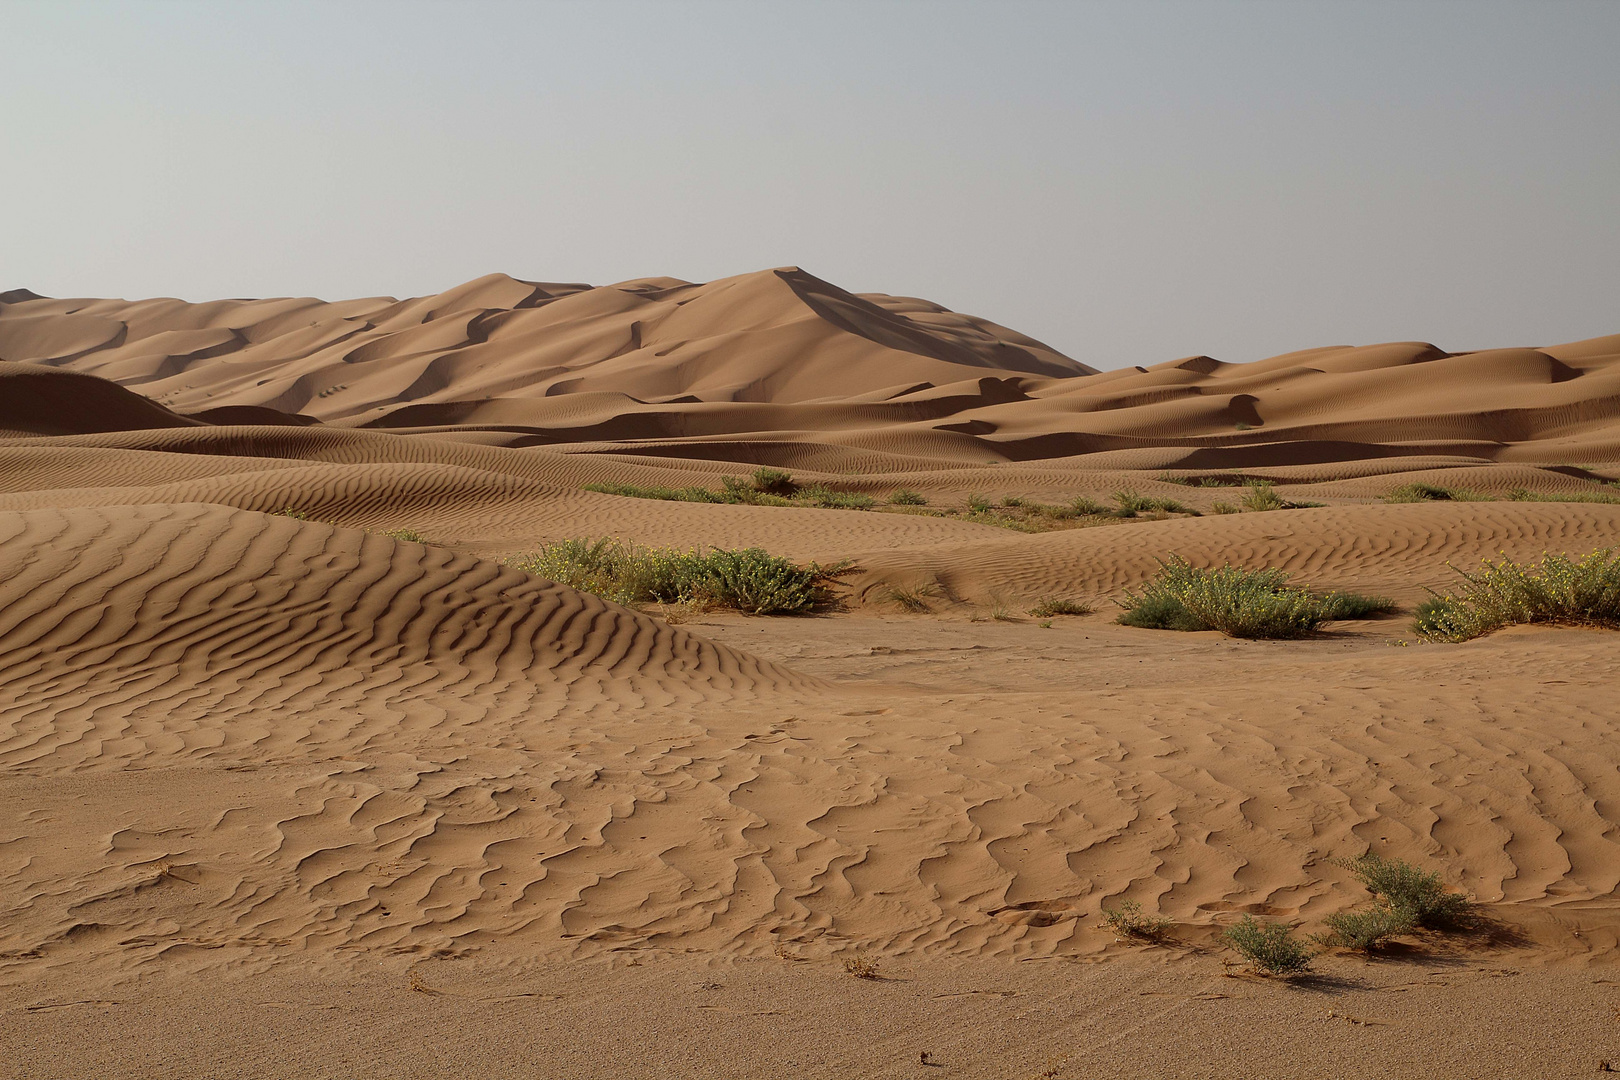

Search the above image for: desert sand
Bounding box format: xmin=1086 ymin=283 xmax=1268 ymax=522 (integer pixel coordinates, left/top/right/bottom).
xmin=1 ymin=271 xmax=1617 ymax=1077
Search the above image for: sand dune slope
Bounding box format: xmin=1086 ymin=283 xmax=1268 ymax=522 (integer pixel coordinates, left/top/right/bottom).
xmin=3 ymin=504 xmax=1619 ymax=986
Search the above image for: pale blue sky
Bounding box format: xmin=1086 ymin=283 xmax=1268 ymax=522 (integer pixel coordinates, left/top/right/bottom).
xmin=4 ymin=0 xmax=1616 ymax=368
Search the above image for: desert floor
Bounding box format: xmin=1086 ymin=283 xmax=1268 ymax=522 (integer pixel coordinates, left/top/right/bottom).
xmin=1 ymin=274 xmax=1617 ymax=1076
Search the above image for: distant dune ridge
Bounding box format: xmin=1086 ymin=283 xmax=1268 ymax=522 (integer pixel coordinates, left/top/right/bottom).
xmin=1 ymin=269 xmax=1619 ymax=1002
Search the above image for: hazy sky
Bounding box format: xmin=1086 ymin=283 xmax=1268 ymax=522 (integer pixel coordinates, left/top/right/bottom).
xmin=5 ymin=0 xmax=1616 ymax=369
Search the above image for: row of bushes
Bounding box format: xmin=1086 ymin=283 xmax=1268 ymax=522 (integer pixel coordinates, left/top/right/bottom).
xmin=1113 ymin=550 xmax=1620 ymax=641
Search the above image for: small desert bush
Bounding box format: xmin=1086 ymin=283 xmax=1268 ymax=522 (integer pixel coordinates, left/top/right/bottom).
xmin=889 ymin=488 xmax=928 ymax=506
xmin=884 ymin=582 xmax=940 ymax=612
xmin=1383 ymin=482 xmax=1486 ymax=503
xmin=1115 ymin=557 xmax=1393 ymax=639
xmin=1234 ymin=480 xmax=1323 ymax=512
xmin=750 ymin=466 xmax=797 ymax=496
xmin=1222 ymin=916 xmax=1312 ymax=975
xmin=509 ymin=538 xmax=850 ymax=614
xmin=382 ymin=527 xmax=427 ymax=543
xmin=842 ymin=955 xmax=880 ymax=979
xmin=1338 ymin=855 xmax=1474 ymax=930
xmin=1028 ymin=596 xmax=1092 ymax=617
xmin=1317 ymin=905 xmax=1415 ymax=953
xmin=1102 ymin=899 xmax=1171 ymax=941
xmin=966 ymin=493 xmax=994 ymax=513
xmin=1412 ymin=549 xmax=1620 ymax=642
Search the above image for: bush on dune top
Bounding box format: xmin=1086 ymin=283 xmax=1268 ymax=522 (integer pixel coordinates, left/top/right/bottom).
xmin=1115 ymin=556 xmax=1396 ymax=639
xmin=1413 ymin=549 xmax=1620 ymax=642
xmin=507 ymin=538 xmax=851 ymax=615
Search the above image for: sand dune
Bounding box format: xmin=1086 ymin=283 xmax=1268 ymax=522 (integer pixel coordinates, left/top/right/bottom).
xmin=2 ymin=273 xmax=1618 ymax=1074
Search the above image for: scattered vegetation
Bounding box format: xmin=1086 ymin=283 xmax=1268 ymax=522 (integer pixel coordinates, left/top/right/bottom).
xmin=1115 ymin=557 xmax=1397 ymax=639
xmin=586 ymin=467 xmax=876 ymax=511
xmin=1508 ymin=487 xmax=1620 ymax=505
xmin=1412 ymin=549 xmax=1620 ymax=642
xmin=889 ymin=487 xmax=928 ymax=506
xmin=1102 ymin=899 xmax=1171 ymax=942
xmin=508 ymin=538 xmax=851 ymax=614
xmin=1158 ymin=473 xmax=1248 ymax=488
xmin=1338 ymin=855 xmax=1475 ymax=930
xmin=1027 ymin=596 xmax=1093 ymax=618
xmin=382 ymin=527 xmax=426 ymax=543
xmin=1221 ymin=916 xmax=1312 ymax=975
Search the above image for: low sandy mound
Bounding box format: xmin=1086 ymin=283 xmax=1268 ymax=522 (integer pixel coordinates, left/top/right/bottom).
xmin=845 ymin=500 xmax=1620 ymax=606
xmin=0 ymin=364 xmax=204 ymax=436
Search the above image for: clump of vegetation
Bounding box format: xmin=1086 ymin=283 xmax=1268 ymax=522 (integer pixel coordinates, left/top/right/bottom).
xmin=1412 ymin=549 xmax=1620 ymax=642
xmin=1239 ymin=480 xmax=1323 ymax=512
xmin=271 ymin=506 xmax=310 ymax=520
xmin=1115 ymin=557 xmax=1396 ymax=639
xmin=842 ymin=955 xmax=881 ymax=979
xmin=889 ymin=488 xmax=928 ymax=506
xmin=1028 ymin=596 xmax=1092 ymax=617
xmin=1102 ymin=899 xmax=1171 ymax=941
xmin=1337 ymin=855 xmax=1475 ymax=930
xmin=1316 ymin=905 xmax=1415 ymax=954
xmin=382 ymin=527 xmax=426 ymax=543
xmin=884 ymin=581 xmax=941 ymax=612
xmin=508 ymin=538 xmax=851 ymax=614
xmin=749 ymin=466 xmax=796 ymax=497
xmin=1222 ymin=916 xmax=1312 ymax=975
xmin=1383 ymin=482 xmax=1487 ymax=503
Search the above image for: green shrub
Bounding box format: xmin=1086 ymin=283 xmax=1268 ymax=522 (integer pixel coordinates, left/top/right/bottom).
xmin=1102 ymin=899 xmax=1171 ymax=941
xmin=508 ymin=538 xmax=850 ymax=614
xmin=1116 ymin=557 xmax=1388 ymax=639
xmin=1211 ymin=501 xmax=1240 ymax=515
xmin=382 ymin=528 xmax=427 ymax=543
xmin=1221 ymin=916 xmax=1311 ymax=975
xmin=966 ymin=493 xmax=993 ymax=513
xmin=1317 ymin=905 xmax=1415 ymax=953
xmin=1412 ymin=549 xmax=1620 ymax=642
xmin=889 ymin=488 xmax=928 ymax=506
xmin=1071 ymin=496 xmax=1109 ymax=516
xmin=1028 ymin=597 xmax=1092 ymax=617
xmin=750 ymin=466 xmax=797 ymax=496
xmin=1241 ymin=482 xmax=1286 ymax=512
xmin=1115 ymin=593 xmax=1208 ymax=631
xmin=1338 ymin=855 xmax=1474 ymax=929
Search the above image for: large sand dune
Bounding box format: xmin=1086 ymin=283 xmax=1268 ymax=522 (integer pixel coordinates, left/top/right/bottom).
xmin=2 ymin=274 xmax=1618 ymax=1075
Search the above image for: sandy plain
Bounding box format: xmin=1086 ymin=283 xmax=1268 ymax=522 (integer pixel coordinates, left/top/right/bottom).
xmin=0 ymin=269 xmax=1617 ymax=1077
